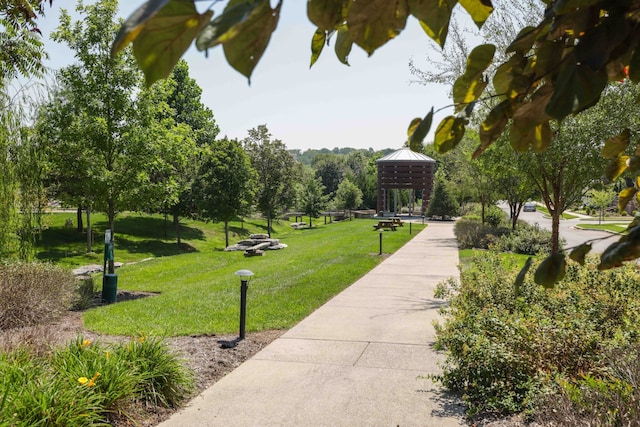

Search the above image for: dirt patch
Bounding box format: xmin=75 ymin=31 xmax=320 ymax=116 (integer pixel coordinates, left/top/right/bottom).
xmin=0 ymin=290 xmax=283 ymax=426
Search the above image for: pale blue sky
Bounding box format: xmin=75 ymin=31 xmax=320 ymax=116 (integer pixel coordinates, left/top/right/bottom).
xmin=36 ymin=1 xmax=453 ymax=152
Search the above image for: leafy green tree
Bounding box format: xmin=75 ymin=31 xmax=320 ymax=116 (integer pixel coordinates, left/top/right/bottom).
xmin=0 ymin=89 xmax=45 ymax=260
xmin=426 ymin=171 xmax=459 ymax=220
xmin=0 ymin=0 xmax=53 ymax=84
xmin=193 ymin=139 xmax=256 ymax=247
xmin=312 ymin=155 xmax=346 ymax=197
xmin=299 ymin=173 xmax=328 ymax=228
xmin=50 ymin=0 xmax=144 ymax=273
xmin=587 ymin=188 xmax=616 ymax=225
xmin=131 ymin=62 xmax=214 ymax=244
xmin=334 ymin=179 xmax=362 ymax=217
xmin=243 ymin=125 xmax=300 ymax=236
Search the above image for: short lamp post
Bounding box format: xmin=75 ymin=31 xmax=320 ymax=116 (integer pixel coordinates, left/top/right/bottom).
xmin=219 ymin=269 xmax=254 ymax=349
xmin=379 ymin=229 xmax=383 ymax=256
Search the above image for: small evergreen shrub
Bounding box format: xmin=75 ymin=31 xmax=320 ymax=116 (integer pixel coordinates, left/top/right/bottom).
xmin=0 ymin=262 xmax=76 ymax=330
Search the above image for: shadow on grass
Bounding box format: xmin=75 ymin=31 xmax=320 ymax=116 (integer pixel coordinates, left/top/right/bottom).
xmin=100 ymin=216 xmax=206 ymax=241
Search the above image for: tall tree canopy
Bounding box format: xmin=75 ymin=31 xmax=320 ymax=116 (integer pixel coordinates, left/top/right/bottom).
xmin=193 ymin=138 xmax=255 ymax=248
xmin=49 ymin=0 xmax=143 ymax=272
xmin=243 ymin=125 xmax=299 ymax=236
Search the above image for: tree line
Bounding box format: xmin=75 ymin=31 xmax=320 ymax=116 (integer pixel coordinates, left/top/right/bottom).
xmin=0 ymin=0 xmax=397 ymax=261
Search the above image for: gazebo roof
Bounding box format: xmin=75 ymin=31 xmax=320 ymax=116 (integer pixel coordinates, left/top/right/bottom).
xmin=376 ymin=148 xmax=436 ymax=163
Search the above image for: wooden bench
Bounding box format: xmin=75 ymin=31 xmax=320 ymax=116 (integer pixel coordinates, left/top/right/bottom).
xmin=373 ymin=220 xmax=398 ymax=231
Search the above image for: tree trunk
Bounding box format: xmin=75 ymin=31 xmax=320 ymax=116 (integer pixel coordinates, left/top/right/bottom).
xmin=551 ymin=209 xmax=561 ymax=253
xmin=86 ymin=206 xmax=92 ymax=253
xmin=267 ymin=212 xmax=272 ymax=237
xmin=309 ymin=215 xmax=312 ymax=228
xmin=224 ymin=220 xmax=229 ymax=248
xmin=173 ymin=214 xmax=181 ymax=245
xmin=77 ymin=206 xmax=83 ymax=233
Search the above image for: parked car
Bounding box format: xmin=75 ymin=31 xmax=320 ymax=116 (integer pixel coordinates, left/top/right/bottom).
xmin=523 ymin=202 xmax=537 ymax=212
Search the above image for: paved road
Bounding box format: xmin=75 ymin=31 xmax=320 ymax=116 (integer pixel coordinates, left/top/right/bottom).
xmin=514 ymin=207 xmax=620 ymax=254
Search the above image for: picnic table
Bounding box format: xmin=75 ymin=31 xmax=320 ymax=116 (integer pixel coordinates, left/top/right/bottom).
xmin=389 ymin=217 xmax=404 ymax=226
xmin=373 ymin=220 xmax=398 ymax=231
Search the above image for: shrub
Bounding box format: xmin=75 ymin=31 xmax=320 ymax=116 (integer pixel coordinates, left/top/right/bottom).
xmin=1 ymin=335 xmax=195 ymax=425
xmin=454 ymin=218 xmax=510 ymax=249
xmin=433 ymin=253 xmax=640 ymax=417
xmin=73 ymin=276 xmax=96 ymax=310
xmin=118 ymin=335 xmax=194 ymax=407
xmin=494 ymin=223 xmax=556 ymax=255
xmin=537 ymin=346 xmax=640 ymax=426
xmin=485 ymin=205 xmax=505 ymax=227
xmin=0 ymin=262 xmax=76 ymax=330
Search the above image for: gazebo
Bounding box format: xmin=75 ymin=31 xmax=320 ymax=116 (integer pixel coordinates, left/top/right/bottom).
xmin=376 ymin=148 xmax=436 ymax=216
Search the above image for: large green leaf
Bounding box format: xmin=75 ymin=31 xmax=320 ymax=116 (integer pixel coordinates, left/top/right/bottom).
xmin=546 ymin=59 xmax=608 ymax=120
xmin=310 ymin=28 xmax=326 ymax=67
xmin=569 ymin=243 xmax=591 ymax=266
xmin=452 ymin=44 xmax=495 ymax=111
xmin=492 ymin=53 xmax=528 ymax=99
xmin=222 ymin=0 xmax=283 ymax=81
xmin=475 ymin=99 xmax=511 ymax=157
xmin=601 ymin=128 xmax=630 ymax=159
xmin=112 ymin=0 xmax=170 ymax=57
xmin=408 ymin=107 xmax=434 ymax=150
xmin=618 ymin=187 xmax=637 ymax=212
xmin=434 ymin=115 xmax=466 ymax=153
xmin=307 ymin=0 xmax=346 ymax=31
xmin=510 ymin=119 xmax=551 ymax=153
xmin=458 ymin=0 xmax=493 ymax=28
xmin=195 ymin=1 xmax=260 ymax=50
xmin=345 ymin=0 xmax=409 ymax=56
xmin=604 ymin=156 xmax=630 ymax=182
xmin=334 ymin=27 xmax=353 ymax=65
xmin=598 ymin=226 xmax=640 ymax=269
xmin=409 ymin=0 xmax=456 ymax=48
xmin=534 ymin=252 xmax=566 ymax=288
xmin=629 ymin=44 xmax=640 ymax=83
xmin=507 ymin=25 xmax=542 ymax=54
xmin=514 ymin=256 xmax=532 ymax=298
xmin=132 ymin=1 xmax=213 ymax=86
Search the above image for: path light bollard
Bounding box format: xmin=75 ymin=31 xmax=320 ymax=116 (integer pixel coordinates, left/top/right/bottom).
xmin=219 ymin=269 xmax=254 ymax=349
xmin=379 ymin=229 xmax=383 ymax=256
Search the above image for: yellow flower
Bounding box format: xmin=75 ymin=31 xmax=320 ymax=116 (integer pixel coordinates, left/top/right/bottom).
xmin=105 ymin=350 xmax=110 ymax=359
xmin=81 ymin=339 xmax=91 ymax=348
xmin=87 ymin=372 xmax=101 ymax=387
xmin=77 ymin=377 xmax=89 ymax=385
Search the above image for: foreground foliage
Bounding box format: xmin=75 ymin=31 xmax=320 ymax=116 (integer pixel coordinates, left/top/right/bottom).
xmin=434 ymin=252 xmax=640 ymax=420
xmin=0 ymin=336 xmax=194 ymax=426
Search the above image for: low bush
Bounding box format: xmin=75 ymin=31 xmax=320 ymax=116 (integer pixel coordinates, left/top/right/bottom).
xmin=494 ymin=223 xmax=557 ymax=255
xmin=1 ymin=335 xmax=194 ymax=426
xmin=537 ymin=345 xmax=640 ymax=426
xmin=433 ymin=252 xmax=640 ymax=418
xmin=454 ymin=218 xmax=510 ymax=249
xmin=0 ymin=262 xmax=76 ymax=330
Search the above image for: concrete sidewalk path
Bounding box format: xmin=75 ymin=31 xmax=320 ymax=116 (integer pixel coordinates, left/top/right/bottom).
xmin=159 ymin=221 xmax=465 ymax=427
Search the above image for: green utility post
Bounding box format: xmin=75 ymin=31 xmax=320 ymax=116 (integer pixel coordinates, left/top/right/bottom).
xmin=101 ymin=229 xmax=118 ymax=303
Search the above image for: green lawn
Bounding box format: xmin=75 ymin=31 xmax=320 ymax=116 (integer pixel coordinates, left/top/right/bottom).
xmin=534 ymin=206 xmax=580 ymax=220
xmin=37 ymin=213 xmax=424 ymax=336
xmin=576 ymin=223 xmax=628 ymax=233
